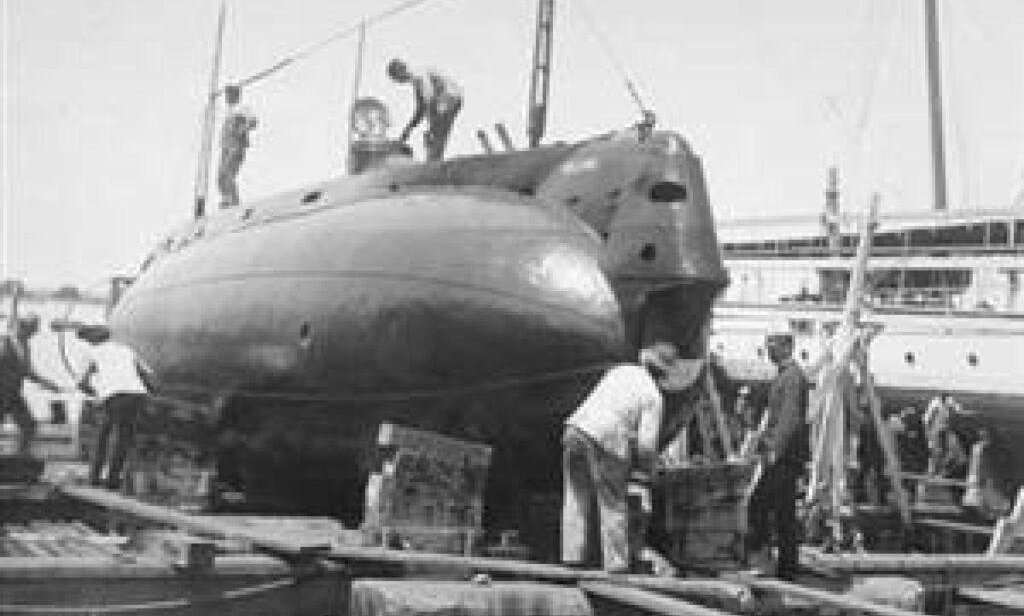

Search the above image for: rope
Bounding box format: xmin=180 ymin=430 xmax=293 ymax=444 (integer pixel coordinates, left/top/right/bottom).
xmin=573 ymin=0 xmax=649 ymax=115
xmin=232 ymin=0 xmax=441 ymax=91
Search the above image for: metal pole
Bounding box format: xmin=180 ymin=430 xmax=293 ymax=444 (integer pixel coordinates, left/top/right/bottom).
xmin=924 ymin=0 xmax=948 ymax=212
xmin=527 ymin=0 xmax=554 ymax=148
xmin=193 ymin=1 xmax=227 ymax=219
xmin=347 ymin=21 xmax=367 ymax=151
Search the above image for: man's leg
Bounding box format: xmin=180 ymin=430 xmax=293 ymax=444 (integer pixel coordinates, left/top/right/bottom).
xmin=90 ymin=409 xmax=114 ymax=485
xmin=107 ymin=395 xmax=141 ymax=489
xmin=592 ymin=445 xmax=629 ymax=572
xmin=10 ymin=394 xmax=37 ymax=457
xmin=773 ymin=462 xmax=800 ymax=579
xmin=217 ymin=148 xmax=244 ymax=207
xmin=425 ymin=100 xmax=461 ymax=161
xmin=562 ymin=428 xmax=598 ymax=566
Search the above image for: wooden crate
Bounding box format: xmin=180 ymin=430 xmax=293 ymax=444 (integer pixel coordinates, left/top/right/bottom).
xmin=363 ymin=423 xmax=492 ymax=555
xmin=656 ymin=462 xmax=758 ymax=571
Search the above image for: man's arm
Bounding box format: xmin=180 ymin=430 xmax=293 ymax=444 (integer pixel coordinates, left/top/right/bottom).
xmin=399 ymin=82 xmax=426 ymax=143
xmin=76 ymin=362 xmax=98 ymax=397
xmin=636 ymin=393 xmax=665 ymax=478
xmin=135 ymin=358 xmax=155 ymax=392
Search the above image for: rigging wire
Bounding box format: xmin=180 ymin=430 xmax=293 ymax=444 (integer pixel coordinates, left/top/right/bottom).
xmin=232 ymin=0 xmax=442 ymax=91
xmin=572 ymin=0 xmax=649 ymax=115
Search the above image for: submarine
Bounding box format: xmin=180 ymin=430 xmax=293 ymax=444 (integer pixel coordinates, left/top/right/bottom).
xmin=105 ymin=0 xmax=729 ymax=534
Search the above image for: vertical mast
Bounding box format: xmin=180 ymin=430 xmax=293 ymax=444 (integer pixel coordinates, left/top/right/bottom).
xmin=527 ymin=0 xmax=554 ymax=148
xmin=924 ymin=0 xmax=948 ymax=212
xmin=193 ymin=1 xmax=227 ymax=219
xmin=345 ymin=20 xmax=367 ymax=171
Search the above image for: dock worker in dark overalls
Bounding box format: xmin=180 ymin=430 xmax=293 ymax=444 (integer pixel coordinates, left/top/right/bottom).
xmin=77 ymin=326 xmax=153 ymax=489
xmin=387 ymin=59 xmax=463 ymax=161
xmin=0 ymin=315 xmax=62 ymax=457
xmin=749 ymin=332 xmax=810 ymax=580
xmin=217 ymin=85 xmax=259 ymax=208
xmin=561 ymin=342 xmax=704 ymax=572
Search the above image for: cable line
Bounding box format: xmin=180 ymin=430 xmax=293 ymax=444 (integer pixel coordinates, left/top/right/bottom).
xmin=233 ymin=0 xmax=441 ymax=90
xmin=573 ymin=0 xmax=649 ymax=115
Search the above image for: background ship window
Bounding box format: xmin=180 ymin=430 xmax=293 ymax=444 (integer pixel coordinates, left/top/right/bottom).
xmin=904 ymin=351 xmax=915 ymax=365
xmin=756 ymin=347 xmax=764 ymax=358
xmin=967 ymin=352 xmax=978 ymax=367
xmin=1015 ymin=220 xmax=1024 ymax=246
xmin=989 ymin=222 xmax=1009 ymax=245
xmin=640 ymin=243 xmax=656 ymax=261
xmin=788 ymin=318 xmax=814 ymax=335
xmin=799 ymin=350 xmax=809 ymax=361
xmin=648 ymin=181 xmax=687 ymax=202
xmin=301 ymin=190 xmax=323 ymax=204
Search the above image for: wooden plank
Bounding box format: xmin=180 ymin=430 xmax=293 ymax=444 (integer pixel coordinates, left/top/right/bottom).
xmin=987 ymin=486 xmax=1024 ymax=555
xmin=806 ymin=552 xmax=1024 ymax=575
xmin=579 ymin=581 xmax=735 ymax=616
xmin=958 ymin=586 xmax=1024 ymax=610
xmin=742 ymin=576 xmax=923 ymax=616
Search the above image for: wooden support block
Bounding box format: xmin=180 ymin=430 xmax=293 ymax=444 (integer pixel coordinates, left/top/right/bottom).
xmin=987 ymin=486 xmax=1024 ymax=555
xmin=580 ymin=581 xmax=734 ymax=616
xmin=351 ymin=579 xmax=593 ymax=616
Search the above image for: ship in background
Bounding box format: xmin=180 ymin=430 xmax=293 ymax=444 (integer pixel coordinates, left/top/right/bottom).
xmin=709 ymin=0 xmax=1024 ymax=491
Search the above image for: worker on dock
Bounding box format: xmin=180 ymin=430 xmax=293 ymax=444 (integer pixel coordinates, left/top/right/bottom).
xmin=217 ymin=84 xmax=259 ymax=208
xmin=76 ymin=326 xmax=153 ymax=489
xmin=0 ymin=315 xmax=62 ymax=457
xmin=561 ymin=342 xmax=702 ymax=573
xmin=387 ymin=59 xmax=463 ymax=161
xmin=749 ymin=332 xmax=810 ymax=581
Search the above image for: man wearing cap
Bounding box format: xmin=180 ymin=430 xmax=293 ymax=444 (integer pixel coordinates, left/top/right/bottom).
xmin=0 ymin=315 xmax=62 ymax=457
xmin=387 ymin=59 xmax=463 ymax=161
xmin=76 ymin=326 xmax=153 ymax=489
xmin=749 ymin=332 xmax=810 ymax=580
xmin=217 ymin=84 xmax=259 ymax=208
xmin=561 ymin=342 xmax=703 ymax=572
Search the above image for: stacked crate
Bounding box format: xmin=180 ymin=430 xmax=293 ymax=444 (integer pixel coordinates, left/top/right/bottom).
xmin=657 ymin=461 xmax=758 ymax=571
xmin=122 ymin=398 xmax=218 ymax=510
xmin=363 ymin=423 xmax=492 ymax=555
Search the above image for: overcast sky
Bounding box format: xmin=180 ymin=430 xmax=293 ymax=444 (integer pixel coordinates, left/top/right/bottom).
xmin=3 ymin=0 xmax=1023 ymax=289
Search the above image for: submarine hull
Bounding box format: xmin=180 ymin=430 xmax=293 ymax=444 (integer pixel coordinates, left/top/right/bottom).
xmin=111 ymin=190 xmax=628 ymax=526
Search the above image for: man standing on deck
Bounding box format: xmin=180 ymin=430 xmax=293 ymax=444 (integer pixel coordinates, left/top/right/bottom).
xmin=77 ymin=326 xmax=153 ymax=489
xmin=561 ymin=342 xmax=703 ymax=572
xmin=217 ymin=85 xmax=259 ymax=208
xmin=748 ymin=332 xmax=810 ymax=580
xmin=0 ymin=315 xmax=62 ymax=457
xmin=387 ymin=59 xmax=463 ymax=161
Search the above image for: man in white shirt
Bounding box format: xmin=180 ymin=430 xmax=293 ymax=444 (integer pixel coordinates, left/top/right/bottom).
xmin=387 ymin=59 xmax=463 ymax=161
xmin=76 ymin=326 xmax=152 ymax=489
xmin=561 ymin=342 xmax=703 ymax=572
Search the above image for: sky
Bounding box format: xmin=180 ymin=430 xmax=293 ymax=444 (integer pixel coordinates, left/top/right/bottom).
xmin=3 ymin=0 xmax=1024 ymax=289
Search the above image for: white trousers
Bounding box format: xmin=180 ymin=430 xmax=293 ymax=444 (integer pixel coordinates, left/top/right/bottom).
xmin=561 ymin=426 xmax=629 ymax=571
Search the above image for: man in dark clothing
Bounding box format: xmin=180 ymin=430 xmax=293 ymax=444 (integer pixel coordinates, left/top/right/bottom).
xmin=217 ymin=85 xmax=258 ymax=208
xmin=748 ymin=332 xmax=810 ymax=580
xmin=0 ymin=315 xmax=61 ymax=456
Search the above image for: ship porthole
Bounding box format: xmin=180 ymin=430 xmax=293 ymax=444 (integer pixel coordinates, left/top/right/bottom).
xmin=640 ymin=243 xmax=657 ymax=261
xmin=967 ymin=353 xmax=978 ymax=367
xmin=904 ymin=351 xmax=915 ymax=365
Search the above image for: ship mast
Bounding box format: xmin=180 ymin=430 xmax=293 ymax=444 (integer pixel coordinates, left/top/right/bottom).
xmin=527 ymin=0 xmax=554 ymax=148
xmin=924 ymin=0 xmax=948 ymax=212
